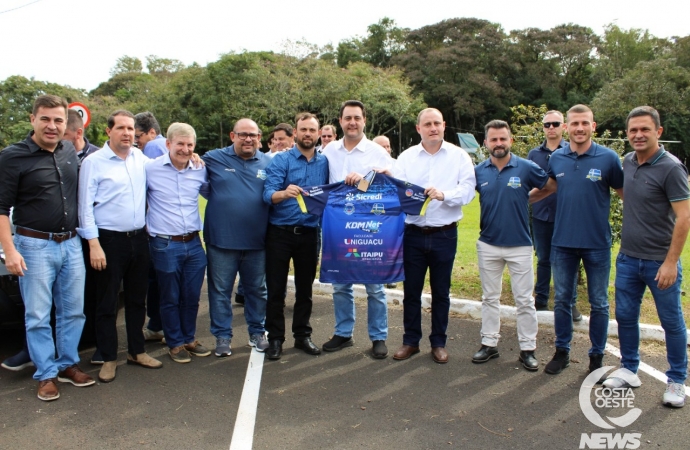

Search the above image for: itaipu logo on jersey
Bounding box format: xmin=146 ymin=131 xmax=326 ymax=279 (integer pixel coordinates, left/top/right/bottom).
xmin=507 ymin=177 xmax=521 ymax=189
xmin=587 ymin=169 xmax=602 ymax=181
xmin=256 ymin=169 xmax=267 ymax=180
xmin=345 ymin=248 xmax=360 ymax=257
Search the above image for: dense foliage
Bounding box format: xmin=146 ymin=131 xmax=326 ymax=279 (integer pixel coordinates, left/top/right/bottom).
xmin=1 ymin=18 xmax=688 ymax=162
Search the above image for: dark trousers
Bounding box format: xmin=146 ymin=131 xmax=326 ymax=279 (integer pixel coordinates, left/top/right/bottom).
xmin=80 ymin=238 xmax=99 ymax=347
xmin=402 ymin=226 xmax=457 ymax=348
xmin=531 ymin=218 xmax=554 ymax=308
xmin=264 ymin=225 xmax=318 ymax=342
xmin=146 ymin=263 xmax=162 ymax=331
xmin=93 ymin=229 xmax=149 ymax=361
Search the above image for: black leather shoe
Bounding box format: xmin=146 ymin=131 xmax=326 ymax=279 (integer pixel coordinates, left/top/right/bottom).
xmin=266 ymin=340 xmax=282 ymax=360
xmin=519 ymin=351 xmax=539 ymax=371
xmin=372 ymin=340 xmax=388 ymax=359
xmin=294 ymin=337 xmax=321 ymax=355
xmin=472 ymin=345 xmax=499 ymax=363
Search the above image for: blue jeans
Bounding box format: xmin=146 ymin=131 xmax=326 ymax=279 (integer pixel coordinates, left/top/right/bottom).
xmin=150 ymin=236 xmax=207 ymax=348
xmin=532 ymin=218 xmax=554 ymax=308
xmin=402 ymin=226 xmax=457 ymax=348
xmin=552 ymin=246 xmax=611 ymax=355
xmin=615 ymin=253 xmax=687 ymax=383
xmin=15 ymin=234 xmax=85 ymax=381
xmin=207 ymin=244 xmax=267 ymax=339
xmin=332 ymin=283 xmax=387 ymax=341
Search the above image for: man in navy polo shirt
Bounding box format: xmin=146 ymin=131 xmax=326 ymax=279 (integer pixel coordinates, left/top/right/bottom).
xmin=527 ymin=110 xmax=581 ymax=320
xmin=473 ymin=120 xmax=547 ymax=371
xmin=602 ymin=106 xmax=689 ymax=408
xmin=533 ymin=104 xmax=624 ymax=377
xmin=203 ymin=118 xmax=271 ymax=357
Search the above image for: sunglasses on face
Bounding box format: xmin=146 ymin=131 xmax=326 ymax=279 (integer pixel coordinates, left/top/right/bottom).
xmin=543 ymin=122 xmax=562 ymax=128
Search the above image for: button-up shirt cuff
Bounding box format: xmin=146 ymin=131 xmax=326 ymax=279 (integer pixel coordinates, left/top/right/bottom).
xmin=77 ymin=226 xmax=99 ymax=240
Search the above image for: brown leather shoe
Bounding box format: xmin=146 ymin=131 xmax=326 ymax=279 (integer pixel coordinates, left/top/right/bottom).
xmin=127 ymin=352 xmax=163 ymax=369
xmin=58 ymin=364 xmax=95 ymax=387
xmin=37 ymin=378 xmax=60 ymax=401
xmin=431 ymin=347 xmax=448 ymax=364
xmin=393 ymin=344 xmax=420 ymax=360
xmin=98 ymin=361 xmax=117 ymax=383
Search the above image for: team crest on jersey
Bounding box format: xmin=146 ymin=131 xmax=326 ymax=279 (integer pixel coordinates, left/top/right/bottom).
xmin=586 ymin=169 xmax=602 ymax=181
xmin=344 ymin=203 xmax=355 ymax=215
xmin=507 ymin=177 xmax=521 ymax=189
xmin=371 ymin=203 xmax=385 ymax=215
xmin=256 ymin=169 xmax=267 ymax=180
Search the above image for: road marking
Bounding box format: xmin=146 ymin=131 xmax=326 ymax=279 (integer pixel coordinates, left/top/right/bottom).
xmin=229 ymin=349 xmax=265 ymax=450
xmin=605 ymin=343 xmax=689 ymax=397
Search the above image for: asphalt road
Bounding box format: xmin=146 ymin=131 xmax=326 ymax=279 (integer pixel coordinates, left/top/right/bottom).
xmin=1 ymin=284 xmax=688 ymax=450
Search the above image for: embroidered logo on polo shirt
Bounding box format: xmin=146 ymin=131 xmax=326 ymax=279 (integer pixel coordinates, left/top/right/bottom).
xmin=586 ymin=169 xmax=602 ymax=182
xmin=256 ymin=169 xmax=267 ymax=180
xmin=507 ymin=177 xmax=521 ymax=189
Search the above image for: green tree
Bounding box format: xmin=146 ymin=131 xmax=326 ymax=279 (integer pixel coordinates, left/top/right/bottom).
xmin=109 ymin=55 xmax=143 ymax=76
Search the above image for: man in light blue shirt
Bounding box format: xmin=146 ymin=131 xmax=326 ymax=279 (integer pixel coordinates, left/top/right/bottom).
xmin=146 ymin=123 xmax=211 ymax=364
xmin=78 ymin=110 xmax=163 ymax=383
xmin=262 ymin=113 xmax=329 ymax=360
xmin=203 ymin=118 xmax=271 ymax=357
xmin=135 ymin=111 xmax=168 ymax=159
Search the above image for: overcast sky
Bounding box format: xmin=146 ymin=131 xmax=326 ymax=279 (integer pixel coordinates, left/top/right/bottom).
xmin=1 ymin=0 xmax=687 ymax=91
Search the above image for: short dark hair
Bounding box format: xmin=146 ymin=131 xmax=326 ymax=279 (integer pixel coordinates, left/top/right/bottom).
xmin=626 ymin=106 xmax=661 ymax=129
xmin=272 ymin=123 xmax=293 ymax=137
xmin=32 ymin=94 xmax=68 ymax=116
xmin=67 ymin=109 xmax=84 ymax=131
xmin=339 ymin=100 xmax=366 ymax=119
xmin=134 ymin=111 xmax=161 ymax=134
xmin=295 ymin=112 xmax=320 ymax=128
xmin=567 ymin=104 xmax=593 ymax=119
xmin=484 ymin=119 xmax=511 ymax=136
xmin=107 ymin=110 xmax=135 ymax=129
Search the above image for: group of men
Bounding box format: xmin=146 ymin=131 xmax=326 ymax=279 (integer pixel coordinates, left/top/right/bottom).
xmin=0 ymin=95 xmax=686 ymax=410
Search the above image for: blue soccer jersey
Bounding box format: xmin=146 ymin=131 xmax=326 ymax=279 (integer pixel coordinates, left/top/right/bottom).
xmin=298 ymin=173 xmax=430 ymax=284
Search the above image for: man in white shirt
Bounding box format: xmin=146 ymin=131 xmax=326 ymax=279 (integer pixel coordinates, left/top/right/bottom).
xmin=391 ymin=108 xmax=476 ymax=364
xmin=321 ymin=100 xmax=393 ymax=359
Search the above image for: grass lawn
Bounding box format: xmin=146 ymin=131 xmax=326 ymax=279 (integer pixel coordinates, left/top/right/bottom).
xmin=198 ymin=195 xmax=690 ymax=327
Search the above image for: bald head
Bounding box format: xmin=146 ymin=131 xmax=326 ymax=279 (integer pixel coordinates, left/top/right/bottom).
xmin=373 ymin=135 xmax=391 ymax=154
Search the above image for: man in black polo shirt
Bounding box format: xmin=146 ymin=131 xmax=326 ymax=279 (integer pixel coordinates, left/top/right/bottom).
xmin=0 ymin=95 xmax=95 ymax=401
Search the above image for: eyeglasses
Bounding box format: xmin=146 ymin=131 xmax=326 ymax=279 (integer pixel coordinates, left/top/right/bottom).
xmin=134 ymin=132 xmax=146 ymax=140
xmin=543 ymin=122 xmax=562 ymax=128
xmin=236 ymin=132 xmax=260 ymax=140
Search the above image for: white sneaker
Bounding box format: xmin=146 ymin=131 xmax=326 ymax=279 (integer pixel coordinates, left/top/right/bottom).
xmin=603 ymin=372 xmax=642 ymax=389
xmin=662 ymin=381 xmax=686 ymax=408
xmin=143 ymin=328 xmax=165 ymax=341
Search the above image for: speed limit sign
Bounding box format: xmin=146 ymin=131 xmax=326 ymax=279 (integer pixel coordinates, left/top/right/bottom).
xmin=68 ymin=102 xmax=91 ymax=128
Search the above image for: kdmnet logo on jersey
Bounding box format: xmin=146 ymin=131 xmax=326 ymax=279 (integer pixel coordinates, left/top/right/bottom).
xmin=579 ymin=367 xmax=641 ymax=449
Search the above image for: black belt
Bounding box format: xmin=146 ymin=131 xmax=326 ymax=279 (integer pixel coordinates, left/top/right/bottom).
xmin=15 ymin=226 xmax=77 ymax=243
xmin=155 ymin=231 xmax=199 ymax=243
xmin=271 ymin=224 xmax=317 ymax=235
xmin=406 ymin=222 xmax=457 ymax=235
xmin=98 ymin=227 xmax=146 ymax=238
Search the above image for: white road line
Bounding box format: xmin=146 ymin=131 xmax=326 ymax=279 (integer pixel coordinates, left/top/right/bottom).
xmin=605 ymin=343 xmax=690 ymax=397
xmin=229 ymin=349 xmax=265 ymax=450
